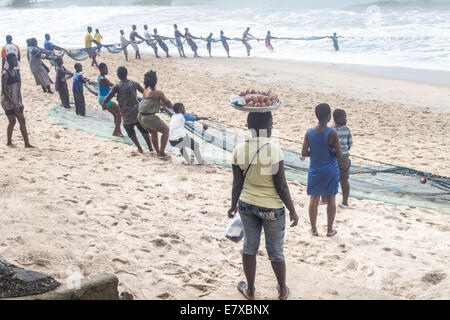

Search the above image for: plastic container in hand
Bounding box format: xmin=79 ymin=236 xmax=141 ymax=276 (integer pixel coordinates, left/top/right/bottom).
xmin=224 ymin=213 xmax=244 ymax=243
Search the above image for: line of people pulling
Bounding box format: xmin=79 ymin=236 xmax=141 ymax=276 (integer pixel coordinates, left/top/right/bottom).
xmin=84 ymin=25 xmax=341 ymax=64
xmin=52 ymin=55 xmax=207 ymax=163
xmin=116 ymin=24 xmax=252 ymax=60
xmin=1 ymin=34 xmax=208 ymax=164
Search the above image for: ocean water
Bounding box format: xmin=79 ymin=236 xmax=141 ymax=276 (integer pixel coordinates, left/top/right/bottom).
xmin=1 ymin=0 xmax=450 ymax=72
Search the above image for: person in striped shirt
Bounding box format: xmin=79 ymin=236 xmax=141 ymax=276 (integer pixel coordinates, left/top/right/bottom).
xmin=333 ymin=109 xmax=353 ymax=206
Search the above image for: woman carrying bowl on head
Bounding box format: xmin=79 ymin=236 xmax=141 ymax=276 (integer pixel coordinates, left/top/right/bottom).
xmin=228 ymin=111 xmax=299 ymax=300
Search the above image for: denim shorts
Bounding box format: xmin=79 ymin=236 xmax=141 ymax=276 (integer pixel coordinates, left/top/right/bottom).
xmin=237 ymin=200 xmax=286 ymax=262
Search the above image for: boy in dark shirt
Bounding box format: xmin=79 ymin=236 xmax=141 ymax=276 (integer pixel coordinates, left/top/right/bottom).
xmin=72 ymin=63 xmax=88 ymax=116
xmin=55 ymin=57 xmax=72 ymax=108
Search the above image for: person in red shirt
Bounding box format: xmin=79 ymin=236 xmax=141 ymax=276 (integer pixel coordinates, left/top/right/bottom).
xmin=1 ymin=35 xmax=21 ymax=72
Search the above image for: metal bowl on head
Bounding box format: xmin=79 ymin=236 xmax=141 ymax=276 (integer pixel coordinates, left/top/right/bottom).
xmin=227 ymin=95 xmax=282 ymax=113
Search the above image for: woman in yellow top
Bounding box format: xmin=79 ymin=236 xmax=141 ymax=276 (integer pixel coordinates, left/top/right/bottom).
xmin=228 ymin=112 xmax=298 ymax=300
xmin=94 ymin=29 xmax=103 ymax=56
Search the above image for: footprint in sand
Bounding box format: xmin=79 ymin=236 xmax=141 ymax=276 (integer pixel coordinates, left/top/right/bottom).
xmin=157 ymin=292 xmax=170 ymax=299
xmin=385 ymin=215 xmax=402 ymax=222
xmin=421 ymin=271 xmax=447 ymax=285
xmin=112 ymin=258 xmax=129 ymax=265
xmin=151 ymin=238 xmax=170 ymax=248
xmin=159 ymin=233 xmax=180 ymax=240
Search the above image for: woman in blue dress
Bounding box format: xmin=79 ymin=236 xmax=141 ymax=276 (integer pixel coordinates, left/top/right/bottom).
xmin=301 ymin=103 xmax=342 ymax=237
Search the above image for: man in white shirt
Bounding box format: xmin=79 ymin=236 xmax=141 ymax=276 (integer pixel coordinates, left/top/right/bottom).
xmin=169 ymin=103 xmax=208 ymax=165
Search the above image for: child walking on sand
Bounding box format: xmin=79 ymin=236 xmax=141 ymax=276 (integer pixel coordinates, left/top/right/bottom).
xmin=333 ymin=109 xmax=353 ymax=206
xmin=301 ymin=103 xmax=342 ymax=237
xmin=72 ymin=63 xmax=88 ymax=116
xmin=102 ymin=66 xmax=153 ymax=153
xmin=169 ymin=103 xmax=208 ymax=165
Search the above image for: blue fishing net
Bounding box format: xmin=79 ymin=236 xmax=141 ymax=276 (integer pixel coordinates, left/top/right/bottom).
xmin=47 ymin=85 xmax=450 ymax=214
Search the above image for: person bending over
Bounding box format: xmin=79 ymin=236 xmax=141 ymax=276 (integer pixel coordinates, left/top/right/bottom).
xmin=153 ymin=28 xmax=170 ymax=58
xmin=184 ymin=27 xmax=200 ymax=57
xmin=169 ymin=103 xmax=208 ymax=165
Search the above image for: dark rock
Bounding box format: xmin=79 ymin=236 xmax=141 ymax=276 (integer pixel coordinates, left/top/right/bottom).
xmin=0 ymin=256 xmax=60 ymax=298
xmin=120 ymin=291 xmax=134 ymax=300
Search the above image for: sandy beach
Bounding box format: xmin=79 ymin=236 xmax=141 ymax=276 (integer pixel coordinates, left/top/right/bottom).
xmin=0 ymin=52 xmax=449 ymax=300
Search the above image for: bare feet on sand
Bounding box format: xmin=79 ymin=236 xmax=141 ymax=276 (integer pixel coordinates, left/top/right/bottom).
xmin=112 ymin=132 xmax=124 ymax=137
xmin=327 ymin=230 xmax=338 ymax=237
xmin=157 ymin=153 xmax=171 ymax=160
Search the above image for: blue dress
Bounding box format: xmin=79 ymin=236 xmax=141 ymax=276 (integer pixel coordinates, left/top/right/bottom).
xmin=307 ymin=127 xmax=340 ymax=196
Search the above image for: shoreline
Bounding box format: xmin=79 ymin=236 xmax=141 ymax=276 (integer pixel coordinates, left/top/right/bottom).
xmin=297 ymin=60 xmax=450 ymax=87
xmin=18 ymin=45 xmax=450 ymax=111
xmin=193 ymin=56 xmax=450 ymax=112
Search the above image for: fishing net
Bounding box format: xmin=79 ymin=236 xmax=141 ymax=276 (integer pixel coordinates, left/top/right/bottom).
xmin=55 ymin=34 xmax=334 ymax=62
xmin=103 ymin=44 xmax=128 ymax=54
xmin=171 ymin=110 xmax=450 ymax=214
xmin=47 ymin=103 xmax=232 ymax=165
xmin=47 ymin=82 xmax=450 ymax=214
xmin=60 ymin=41 xmax=142 ymax=61
xmin=61 ymin=48 xmax=93 ymax=61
